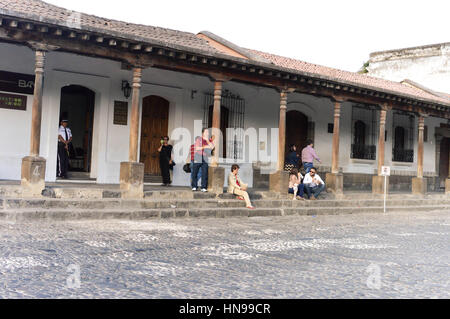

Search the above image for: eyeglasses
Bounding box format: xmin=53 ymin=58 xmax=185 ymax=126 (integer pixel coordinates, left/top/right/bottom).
xmin=310 ymin=171 xmax=316 ymax=174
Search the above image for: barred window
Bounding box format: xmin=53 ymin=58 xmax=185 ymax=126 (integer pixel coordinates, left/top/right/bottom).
xmin=392 ymin=112 xmax=415 ymax=162
xmin=203 ymin=90 xmax=245 ymax=160
xmin=351 ymin=104 xmax=378 ymax=160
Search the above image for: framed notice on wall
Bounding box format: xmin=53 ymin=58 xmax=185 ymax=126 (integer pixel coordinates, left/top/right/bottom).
xmin=113 ymin=101 xmax=128 ymax=125
xmin=0 ymin=92 xmax=27 ymax=111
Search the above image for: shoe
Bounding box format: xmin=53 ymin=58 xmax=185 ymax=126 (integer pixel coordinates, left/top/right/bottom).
xmin=298 ymin=196 xmax=306 ymax=201
xmin=201 ymin=188 xmax=207 ymax=192
xmin=192 ymin=188 xmax=197 ymax=191
xmin=247 ymin=206 xmax=255 ymax=210
xmin=237 ymin=196 xmax=244 ymax=200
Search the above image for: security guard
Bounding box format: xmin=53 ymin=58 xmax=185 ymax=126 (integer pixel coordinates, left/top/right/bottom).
xmin=57 ymin=119 xmax=72 ymax=178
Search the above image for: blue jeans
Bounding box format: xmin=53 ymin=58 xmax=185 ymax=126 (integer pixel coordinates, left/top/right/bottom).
xmin=191 ymin=161 xmax=208 ymax=189
xmin=288 ymin=184 xmax=304 ymax=197
xmin=303 ymin=162 xmax=313 ymax=173
xmin=190 ymin=162 xmax=201 ymax=187
xmin=304 ymin=183 xmax=325 ymax=199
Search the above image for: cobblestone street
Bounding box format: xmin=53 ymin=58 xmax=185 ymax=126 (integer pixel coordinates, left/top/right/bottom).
xmin=0 ymin=210 xmax=449 ymax=298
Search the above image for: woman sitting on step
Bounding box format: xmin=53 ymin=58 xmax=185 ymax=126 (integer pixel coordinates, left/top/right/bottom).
xmin=289 ymin=168 xmax=305 ymax=200
xmin=227 ymin=164 xmax=255 ymax=210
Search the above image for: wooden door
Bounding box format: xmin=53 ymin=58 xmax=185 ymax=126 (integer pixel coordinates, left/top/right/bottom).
xmin=139 ymin=96 xmax=169 ymax=175
xmin=286 ymin=110 xmax=308 ymax=157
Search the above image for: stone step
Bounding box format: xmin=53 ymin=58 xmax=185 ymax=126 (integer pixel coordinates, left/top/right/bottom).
xmin=1 ymin=205 xmax=448 ymax=221
xmin=2 ymin=196 xmax=450 ymax=211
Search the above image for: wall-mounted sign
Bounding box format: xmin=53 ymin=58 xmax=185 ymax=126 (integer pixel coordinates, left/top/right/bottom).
xmin=0 ymin=92 xmax=27 ymax=111
xmin=113 ymin=101 xmax=128 ymax=125
xmin=381 ymin=166 xmax=391 ymax=176
xmin=0 ymin=70 xmax=35 ymax=95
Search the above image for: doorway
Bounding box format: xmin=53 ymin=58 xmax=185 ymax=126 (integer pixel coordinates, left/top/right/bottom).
xmin=139 ymin=95 xmax=170 ymax=178
xmin=286 ymin=110 xmax=308 ymax=159
xmin=439 ymin=137 xmax=449 ymax=188
xmin=59 ymin=85 xmax=95 ymax=178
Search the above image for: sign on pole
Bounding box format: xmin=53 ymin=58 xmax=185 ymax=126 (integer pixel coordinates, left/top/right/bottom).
xmin=381 ymin=166 xmax=390 ymax=213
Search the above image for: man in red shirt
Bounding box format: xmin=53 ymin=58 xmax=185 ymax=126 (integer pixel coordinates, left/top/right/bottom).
xmin=191 ymin=128 xmax=214 ymax=192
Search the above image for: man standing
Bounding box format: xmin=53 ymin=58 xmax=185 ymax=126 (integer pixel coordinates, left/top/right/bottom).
xmin=228 ymin=164 xmax=255 ymax=209
xmin=57 ymin=119 xmax=72 ymax=178
xmin=191 ymin=128 xmax=214 ymax=192
xmin=303 ymin=167 xmax=325 ymax=200
xmin=301 ymin=139 xmax=321 ymax=173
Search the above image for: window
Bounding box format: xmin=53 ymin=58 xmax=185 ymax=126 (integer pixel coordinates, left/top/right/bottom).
xmin=392 ymin=112 xmax=414 ymax=162
xmin=203 ymin=90 xmax=245 ymax=160
xmin=351 ymin=104 xmax=377 ymax=160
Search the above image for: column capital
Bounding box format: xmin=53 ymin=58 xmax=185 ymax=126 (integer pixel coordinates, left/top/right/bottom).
xmin=27 ymin=41 xmax=59 ymax=52
xmin=379 ymin=103 xmax=392 ymax=111
xmin=330 ymin=95 xmax=346 ymax=103
xmin=209 ymin=72 xmax=231 ymax=82
xmin=278 ymin=86 xmax=295 ymax=94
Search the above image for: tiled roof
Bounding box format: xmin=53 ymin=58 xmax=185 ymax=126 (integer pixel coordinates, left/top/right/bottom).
xmin=248 ymin=49 xmax=450 ymax=106
xmin=0 ymin=0 xmax=220 ymax=54
xmin=0 ymin=0 xmax=449 ymax=108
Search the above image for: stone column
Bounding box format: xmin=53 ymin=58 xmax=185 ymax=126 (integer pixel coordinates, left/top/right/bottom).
xmin=120 ymin=67 xmax=144 ymax=198
xmin=412 ymin=115 xmax=427 ymax=195
xmin=446 ymin=145 xmax=450 ymax=194
xmin=326 ymin=99 xmax=344 ymax=195
xmin=208 ymin=80 xmax=225 ymax=193
xmin=21 ymin=50 xmax=47 ymax=197
xmin=372 ymin=107 xmax=388 ymax=194
xmin=270 ymin=90 xmax=290 ymax=193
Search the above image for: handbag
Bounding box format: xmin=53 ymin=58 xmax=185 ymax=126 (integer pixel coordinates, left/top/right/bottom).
xmin=169 ymin=160 xmax=176 ymax=170
xmin=183 ymin=163 xmax=191 ymax=173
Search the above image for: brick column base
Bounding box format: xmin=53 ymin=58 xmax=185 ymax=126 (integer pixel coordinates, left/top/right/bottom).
xmin=120 ymin=162 xmax=144 ymax=199
xmin=208 ymin=166 xmax=225 ymax=194
xmin=21 ymin=156 xmax=46 ymax=197
xmin=325 ymin=173 xmax=343 ymax=195
xmin=269 ymin=170 xmax=289 ymax=194
xmin=412 ymin=177 xmax=427 ymax=195
xmin=372 ymin=175 xmax=389 ymax=195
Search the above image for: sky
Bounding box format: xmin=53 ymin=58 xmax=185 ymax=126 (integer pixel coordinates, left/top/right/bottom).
xmin=44 ymin=0 xmax=450 ymax=72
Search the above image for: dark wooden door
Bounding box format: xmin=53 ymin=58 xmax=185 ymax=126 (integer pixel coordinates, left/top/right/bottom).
xmin=139 ymin=96 xmax=169 ymax=175
xmin=286 ymin=110 xmax=308 ymax=157
xmin=439 ymin=138 xmax=449 ymax=186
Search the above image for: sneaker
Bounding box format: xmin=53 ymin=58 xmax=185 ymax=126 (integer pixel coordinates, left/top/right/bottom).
xmin=201 ymin=188 xmax=207 ymax=192
xmin=247 ymin=206 xmax=255 ymax=210
xmin=192 ymin=188 xmax=197 ymax=191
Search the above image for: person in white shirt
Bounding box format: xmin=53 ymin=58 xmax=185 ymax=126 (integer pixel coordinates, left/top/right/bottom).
xmin=57 ymin=119 xmax=72 ymax=178
xmin=303 ymin=167 xmax=325 ymax=200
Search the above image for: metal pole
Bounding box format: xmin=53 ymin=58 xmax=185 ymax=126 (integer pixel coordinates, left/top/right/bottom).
xmin=384 ymin=175 xmax=387 ymax=213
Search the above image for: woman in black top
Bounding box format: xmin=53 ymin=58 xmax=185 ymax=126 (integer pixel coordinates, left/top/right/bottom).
xmin=158 ymin=136 xmax=173 ymax=186
xmin=285 ymin=144 xmax=300 ymax=171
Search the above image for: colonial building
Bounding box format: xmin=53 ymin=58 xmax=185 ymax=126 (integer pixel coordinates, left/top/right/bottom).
xmin=369 ymin=43 xmax=450 ymax=189
xmin=0 ymin=0 xmax=449 ymax=197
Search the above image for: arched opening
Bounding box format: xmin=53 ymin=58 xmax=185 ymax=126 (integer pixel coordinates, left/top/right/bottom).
xmin=139 ymin=95 xmax=170 ymax=177
xmin=286 ymin=110 xmax=308 ymax=157
xmin=59 ymin=85 xmax=95 ymax=178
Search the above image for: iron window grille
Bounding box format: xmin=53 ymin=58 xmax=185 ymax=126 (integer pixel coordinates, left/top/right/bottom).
xmin=203 ymin=90 xmax=245 ymax=160
xmin=350 ymin=104 xmax=378 ymax=160
xmin=392 ymin=111 xmax=415 ymax=162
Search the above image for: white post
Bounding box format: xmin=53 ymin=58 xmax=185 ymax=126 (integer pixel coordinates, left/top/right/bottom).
xmin=384 ymin=175 xmax=387 ymax=213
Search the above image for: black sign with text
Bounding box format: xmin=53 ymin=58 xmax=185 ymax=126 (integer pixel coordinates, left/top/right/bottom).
xmin=0 ymin=70 xmax=35 ymax=95
xmin=0 ymin=92 xmax=27 ymax=111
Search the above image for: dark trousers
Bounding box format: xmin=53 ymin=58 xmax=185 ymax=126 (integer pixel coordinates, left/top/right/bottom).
xmin=160 ymin=158 xmax=171 ymax=184
xmin=191 ymin=161 xmax=208 ymax=189
xmin=304 ymin=183 xmax=325 ymax=199
xmin=57 ymin=142 xmax=69 ymax=177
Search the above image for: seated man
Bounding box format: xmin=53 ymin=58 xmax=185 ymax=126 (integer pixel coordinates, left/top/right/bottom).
xmin=303 ymin=167 xmax=325 ymax=200
xmin=227 ymin=164 xmax=255 ymax=209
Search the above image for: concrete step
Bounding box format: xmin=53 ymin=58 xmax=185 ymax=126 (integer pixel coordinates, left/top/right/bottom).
xmin=1 ymin=205 xmax=448 ymax=221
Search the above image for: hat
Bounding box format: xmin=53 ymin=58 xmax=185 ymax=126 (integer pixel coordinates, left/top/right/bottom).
xmin=61 ymin=119 xmax=68 ymax=122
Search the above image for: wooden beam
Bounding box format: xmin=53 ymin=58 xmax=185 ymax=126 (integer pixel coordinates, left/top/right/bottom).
xmin=68 ymin=31 xmax=76 ymax=38
xmin=80 ymin=34 xmax=90 ymax=41
xmin=109 ymin=39 xmax=117 ymax=46
xmin=0 ymin=18 xmax=3 ymax=26
xmin=96 ymin=36 xmax=104 ymax=43
xmin=144 ymin=46 xmax=153 ymax=53
xmin=168 ymin=51 xmax=175 ymax=57
xmin=9 ymin=20 xmax=18 ymax=28
xmin=132 ymin=44 xmax=142 ymax=51
xmin=54 ymin=29 xmax=62 ymax=36
xmin=24 ymin=23 xmax=33 ymax=31
xmin=190 ymin=55 xmax=197 ymax=62
xmin=179 ymin=53 xmax=187 ymax=59
xmin=158 ymin=48 xmax=164 ymax=55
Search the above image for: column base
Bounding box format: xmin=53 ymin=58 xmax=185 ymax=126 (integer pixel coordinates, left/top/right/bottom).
xmin=120 ymin=162 xmax=144 ymax=199
xmin=21 ymin=156 xmax=46 ymax=197
xmin=412 ymin=177 xmax=427 ymax=195
xmin=372 ymin=175 xmax=389 ymax=194
xmin=446 ymin=179 xmax=450 ymax=195
xmin=269 ymin=170 xmax=290 ymax=194
xmin=208 ymin=166 xmax=225 ymax=194
xmin=325 ymin=173 xmax=343 ymax=194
